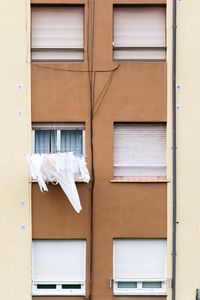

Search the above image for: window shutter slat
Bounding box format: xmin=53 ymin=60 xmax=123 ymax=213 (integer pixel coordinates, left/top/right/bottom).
xmin=114 ymin=6 xmax=166 ymax=59
xmin=32 ymin=50 xmax=83 ymax=61
xmin=114 ymin=7 xmax=165 ymax=47
xmin=114 ymin=123 xmax=166 ymax=179
xmin=114 ymin=239 xmax=166 ymax=281
xmin=114 ymin=49 xmax=165 ymax=60
xmin=33 ymin=240 xmax=86 ymax=282
xmin=32 ymin=123 xmax=85 ymax=131
xmin=31 ymin=7 xmax=83 ymax=60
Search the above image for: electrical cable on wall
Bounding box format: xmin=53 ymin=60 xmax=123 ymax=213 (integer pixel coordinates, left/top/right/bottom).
xmin=30 ymin=62 xmax=119 ymax=73
xmin=88 ymin=0 xmax=95 ymax=299
xmin=30 ymin=1 xmax=120 ymax=298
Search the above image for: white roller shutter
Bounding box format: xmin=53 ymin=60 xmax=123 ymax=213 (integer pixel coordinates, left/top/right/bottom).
xmin=114 ymin=123 xmax=166 ymax=179
xmin=32 ymin=6 xmax=84 ymax=60
xmin=32 ymin=123 xmax=85 ymax=131
xmin=113 ymin=6 xmax=166 ymax=60
xmin=113 ymin=239 xmax=166 ymax=281
xmin=32 ymin=240 xmax=86 ymax=282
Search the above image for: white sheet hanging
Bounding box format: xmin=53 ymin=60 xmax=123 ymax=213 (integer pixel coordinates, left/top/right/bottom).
xmin=27 ymin=152 xmax=90 ymax=213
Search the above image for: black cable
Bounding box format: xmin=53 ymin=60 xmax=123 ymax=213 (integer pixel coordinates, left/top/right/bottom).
xmin=92 ymin=72 xmax=96 ymax=107
xmin=93 ymin=72 xmax=111 ymax=111
xmin=93 ymin=64 xmax=119 ymax=114
xmin=31 ymin=3 xmax=118 ymax=298
xmin=31 ymin=62 xmax=119 ymax=73
xmin=88 ymin=1 xmax=95 ymax=300
xmin=93 ymin=70 xmax=115 ymax=117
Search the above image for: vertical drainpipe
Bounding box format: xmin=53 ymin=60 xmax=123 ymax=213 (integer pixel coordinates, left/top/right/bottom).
xmin=172 ymin=0 xmax=177 ymax=300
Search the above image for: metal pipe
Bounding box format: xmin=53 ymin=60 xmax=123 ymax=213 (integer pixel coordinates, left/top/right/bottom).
xmin=172 ymin=0 xmax=177 ymax=299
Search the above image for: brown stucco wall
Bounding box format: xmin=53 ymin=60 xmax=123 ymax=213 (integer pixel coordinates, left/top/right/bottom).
xmin=32 ymin=180 xmax=167 ymax=298
xmin=31 ymin=0 xmax=167 ymax=299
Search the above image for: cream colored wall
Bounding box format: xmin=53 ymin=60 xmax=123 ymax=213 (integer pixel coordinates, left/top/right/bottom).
xmin=176 ymin=0 xmax=200 ymax=299
xmin=166 ymin=0 xmax=173 ymax=299
xmin=167 ymin=0 xmax=200 ymax=299
xmin=0 ymin=1 xmax=31 ymax=300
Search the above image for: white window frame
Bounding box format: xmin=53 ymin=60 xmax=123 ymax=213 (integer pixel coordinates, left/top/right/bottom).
xmin=32 ymin=240 xmax=86 ymax=296
xmin=113 ymin=280 xmax=166 ymax=296
xmin=113 ymin=239 xmax=166 ymax=296
xmin=32 ymin=123 xmax=85 ymax=155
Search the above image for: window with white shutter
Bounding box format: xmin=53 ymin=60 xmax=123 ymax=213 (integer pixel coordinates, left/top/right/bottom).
xmin=113 ymin=239 xmax=166 ymax=295
xmin=32 ymin=123 xmax=85 ymax=155
xmin=114 ymin=123 xmax=166 ymax=179
xmin=31 ymin=6 xmax=84 ymax=61
xmin=113 ymin=6 xmax=166 ymax=60
xmin=32 ymin=240 xmax=86 ymax=296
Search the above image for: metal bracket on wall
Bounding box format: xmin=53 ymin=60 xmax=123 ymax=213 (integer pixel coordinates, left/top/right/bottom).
xmin=176 ymin=104 xmax=182 ymax=111
xmin=176 ymin=84 xmax=182 ymax=90
xmin=168 ymin=278 xmax=172 ymax=288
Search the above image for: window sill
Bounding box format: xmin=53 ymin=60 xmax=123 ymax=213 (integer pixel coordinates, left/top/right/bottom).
xmin=110 ymin=179 xmax=169 ymax=183
xmin=113 ymin=292 xmax=167 ymax=296
xmin=29 ymin=179 xmax=86 ymax=183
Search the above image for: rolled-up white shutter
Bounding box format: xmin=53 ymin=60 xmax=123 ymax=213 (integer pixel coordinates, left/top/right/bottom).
xmin=32 ymin=6 xmax=84 ymax=60
xmin=113 ymin=239 xmax=166 ymax=281
xmin=114 ymin=6 xmax=166 ymax=60
xmin=32 ymin=240 xmax=86 ymax=282
xmin=114 ymin=123 xmax=166 ymax=179
xmin=32 ymin=123 xmax=85 ymax=131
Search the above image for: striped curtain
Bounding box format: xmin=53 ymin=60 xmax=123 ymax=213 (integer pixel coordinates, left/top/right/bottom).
xmin=61 ymin=130 xmax=82 ymax=155
xmin=35 ymin=130 xmax=57 ymax=154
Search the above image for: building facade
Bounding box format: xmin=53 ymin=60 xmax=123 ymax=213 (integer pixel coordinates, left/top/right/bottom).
xmin=1 ymin=0 xmax=199 ymax=300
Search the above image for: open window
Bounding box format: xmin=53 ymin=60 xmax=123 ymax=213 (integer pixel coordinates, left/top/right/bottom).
xmin=32 ymin=240 xmax=86 ymax=296
xmin=32 ymin=123 xmax=85 ymax=155
xmin=113 ymin=5 xmax=166 ymax=60
xmin=113 ymin=239 xmax=166 ymax=296
xmin=31 ymin=5 xmax=84 ymax=61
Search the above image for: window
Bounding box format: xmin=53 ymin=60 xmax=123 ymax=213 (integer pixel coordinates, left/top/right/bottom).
xmin=114 ymin=123 xmax=166 ymax=179
xmin=113 ymin=5 xmax=166 ymax=60
xmin=113 ymin=239 xmax=166 ymax=296
xmin=32 ymin=240 xmax=86 ymax=296
xmin=31 ymin=5 xmax=84 ymax=61
xmin=32 ymin=123 xmax=85 ymax=155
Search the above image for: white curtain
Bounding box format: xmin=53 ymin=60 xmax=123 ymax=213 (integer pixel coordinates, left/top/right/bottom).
xmin=27 ymin=152 xmax=90 ymax=213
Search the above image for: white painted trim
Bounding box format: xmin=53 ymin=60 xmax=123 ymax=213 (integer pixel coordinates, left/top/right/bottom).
xmin=57 ymin=130 xmax=61 ymax=152
xmin=82 ymin=130 xmax=86 ymax=156
xmin=32 ymin=123 xmax=85 ymax=130
xmin=32 ymin=130 xmax=35 ymax=153
xmin=32 ymin=282 xmax=85 ymax=296
xmin=113 ymin=280 xmax=166 ymax=296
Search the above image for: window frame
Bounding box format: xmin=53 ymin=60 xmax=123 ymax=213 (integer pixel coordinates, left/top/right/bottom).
xmin=31 ymin=4 xmax=85 ymax=62
xmin=32 ymin=240 xmax=86 ymax=296
xmin=32 ymin=123 xmax=85 ymax=155
xmin=112 ymin=4 xmax=166 ymax=62
xmin=113 ymin=280 xmax=166 ymax=296
xmin=113 ymin=122 xmax=166 ymax=179
xmin=113 ymin=239 xmax=166 ymax=296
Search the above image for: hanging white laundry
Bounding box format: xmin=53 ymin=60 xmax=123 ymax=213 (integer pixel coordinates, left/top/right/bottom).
xmin=27 ymin=152 xmax=90 ymax=213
